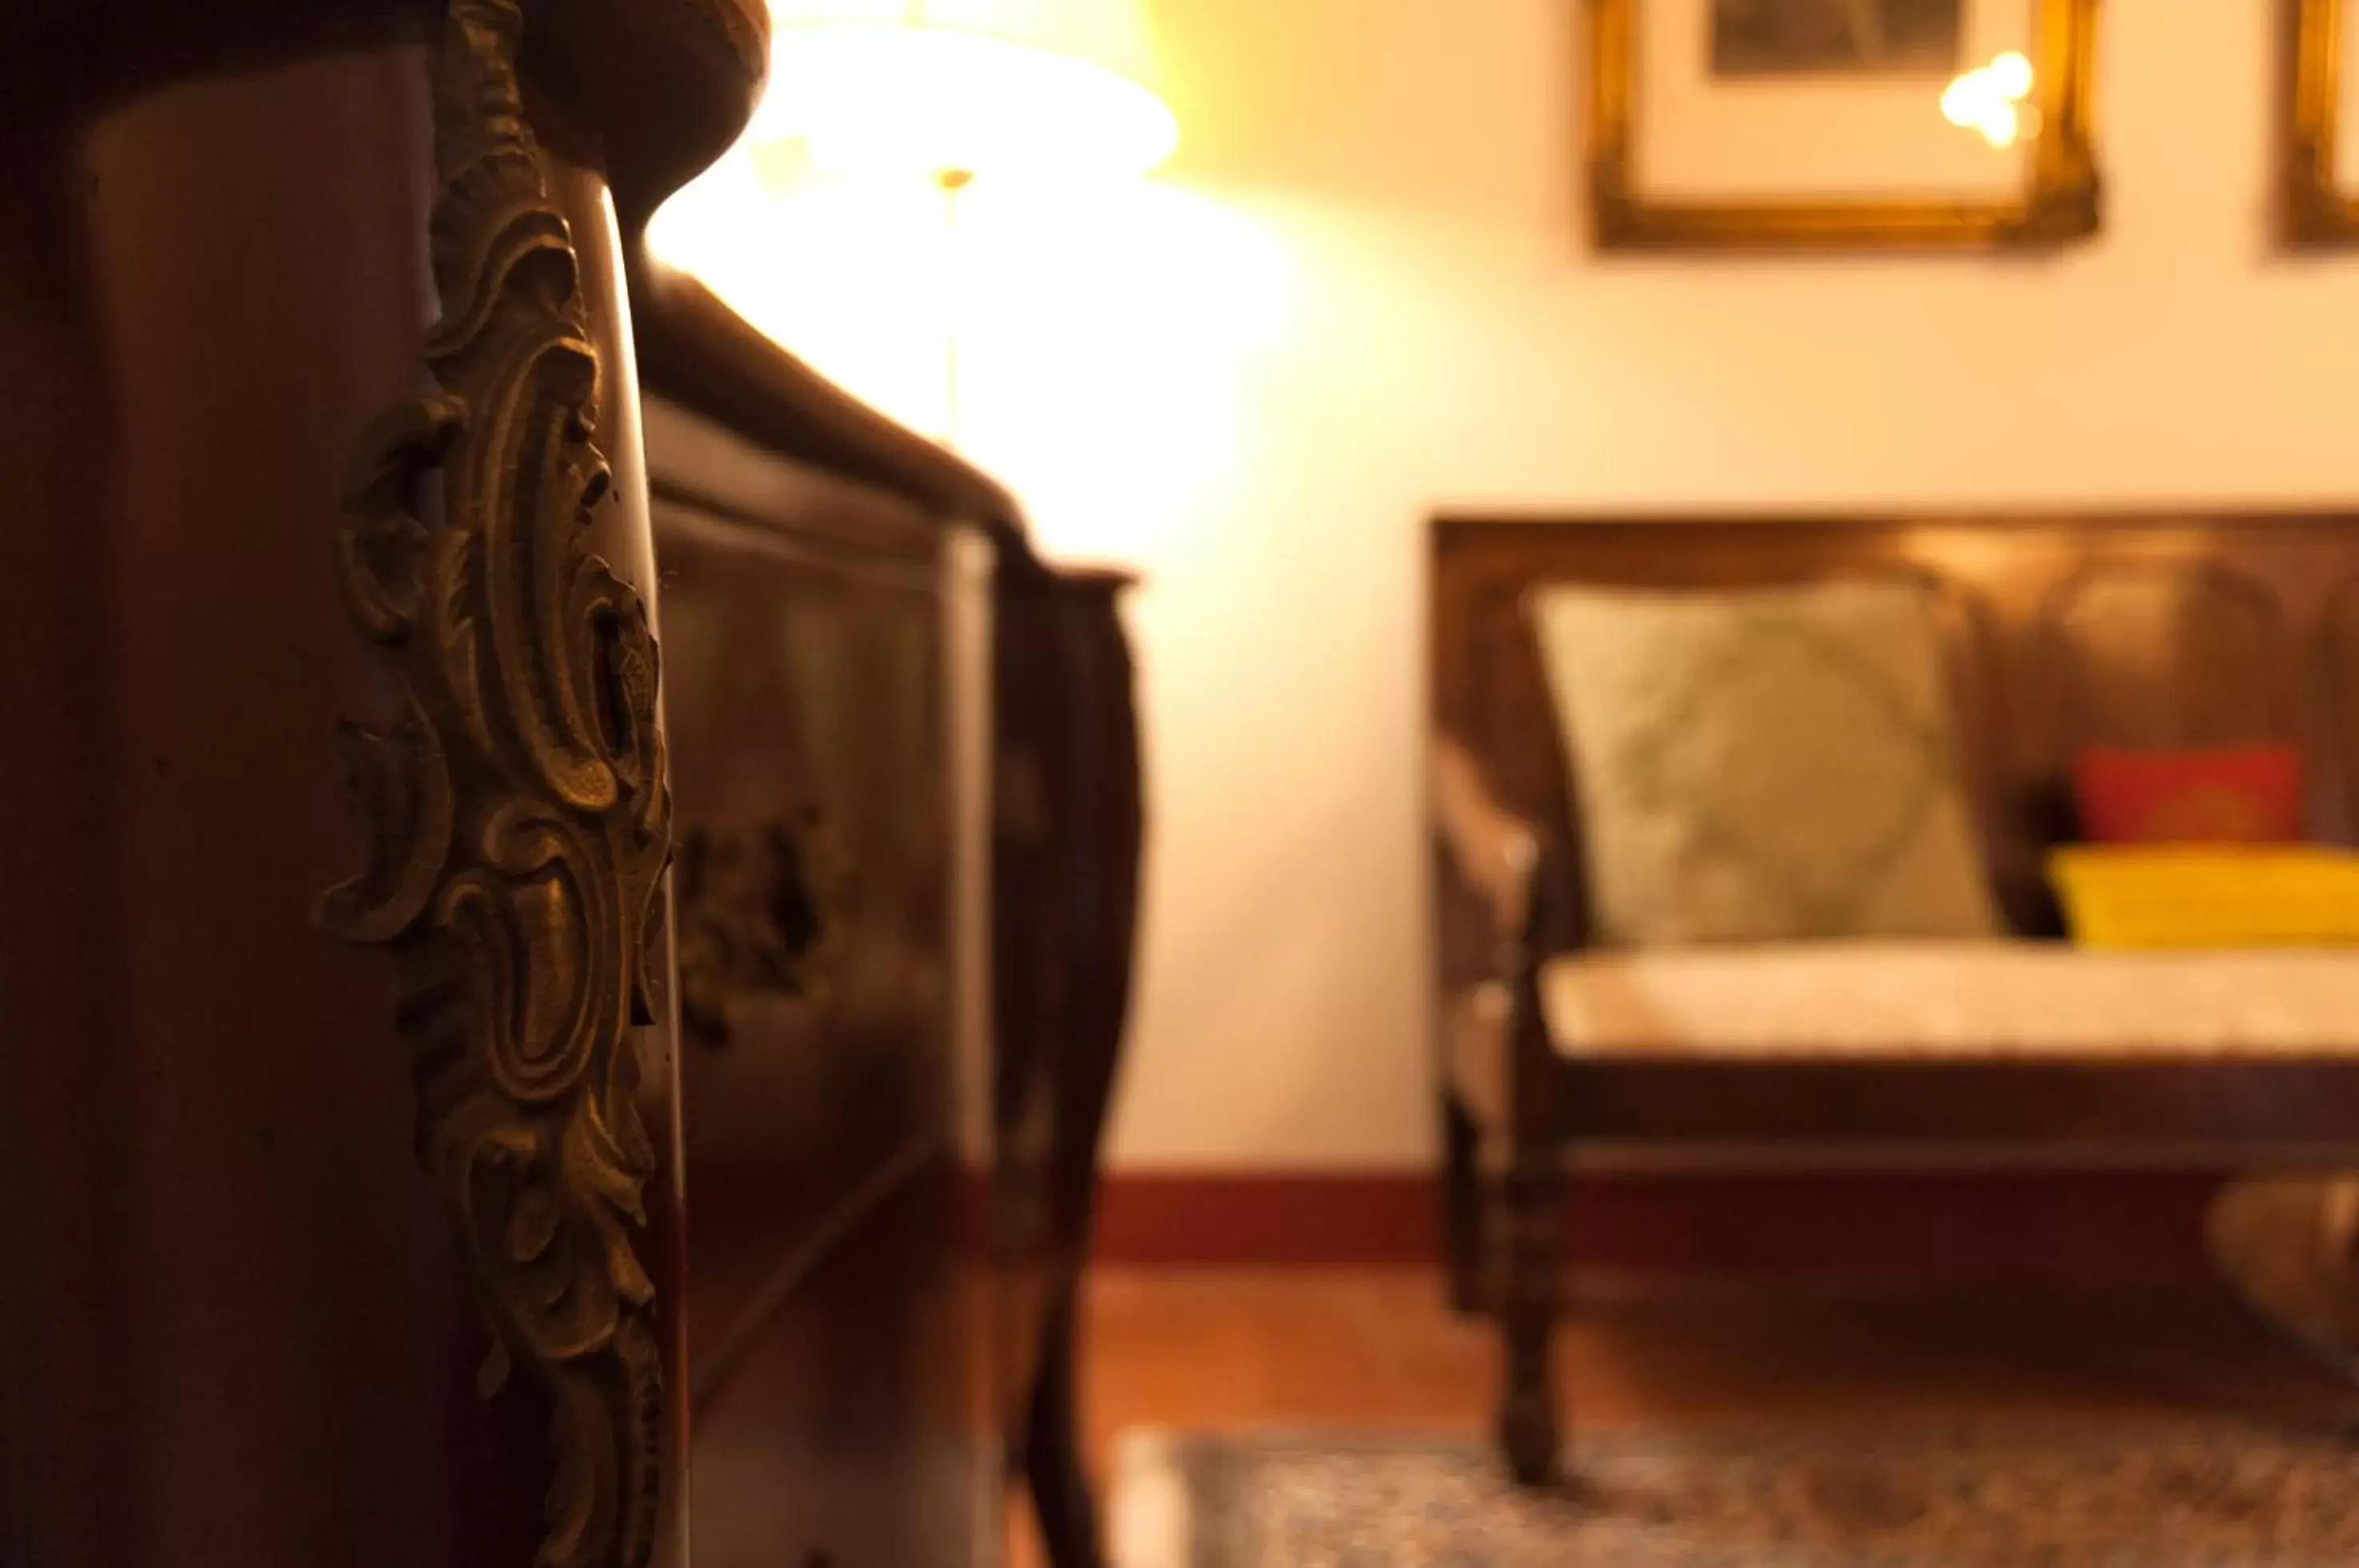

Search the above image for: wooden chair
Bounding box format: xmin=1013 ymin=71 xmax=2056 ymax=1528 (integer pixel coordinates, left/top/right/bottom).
xmin=1428 ymin=513 xmax=2359 ymax=1486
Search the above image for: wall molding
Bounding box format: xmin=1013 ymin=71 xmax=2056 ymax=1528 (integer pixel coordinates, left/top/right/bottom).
xmin=1092 ymin=1170 xmax=2224 ymax=1282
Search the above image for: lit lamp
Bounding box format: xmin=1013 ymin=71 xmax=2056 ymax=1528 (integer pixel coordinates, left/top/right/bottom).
xmin=754 ymin=0 xmax=1179 ymax=188
xmin=662 ymin=1 xmax=1181 ymax=444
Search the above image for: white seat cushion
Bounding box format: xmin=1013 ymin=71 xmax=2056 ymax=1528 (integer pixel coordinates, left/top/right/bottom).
xmin=1541 ymin=941 xmax=2359 ymax=1059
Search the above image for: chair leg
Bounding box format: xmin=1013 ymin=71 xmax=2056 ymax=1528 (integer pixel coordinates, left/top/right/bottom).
xmin=2209 ymin=1174 xmax=2359 ymax=1377
xmin=1441 ymin=1094 xmax=1487 ymax=1315
xmin=1495 ymin=1149 xmax=1561 ymax=1487
xmin=1025 ymin=1288 xmax=1105 ymax=1568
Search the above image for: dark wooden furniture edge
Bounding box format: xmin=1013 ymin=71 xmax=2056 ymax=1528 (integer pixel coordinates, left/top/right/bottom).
xmin=627 ymin=260 xmax=1033 ymax=551
xmin=685 ymin=1133 xmax=949 ymax=1409
xmin=0 ymin=0 xmax=768 ymax=226
xmin=1 ymin=0 xmax=1035 ymax=559
xmin=0 ymin=6 xmax=774 ymax=1563
xmin=990 ymin=570 xmax=1142 ymax=1568
xmin=1550 ymin=1059 xmax=2359 ymax=1147
xmin=1088 ymin=1169 xmax=2239 ymax=1280
xmin=625 ymin=121 xmax=1129 ymax=1568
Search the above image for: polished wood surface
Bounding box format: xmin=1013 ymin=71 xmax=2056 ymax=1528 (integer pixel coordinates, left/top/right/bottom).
xmin=654 ymin=401 xmax=954 ymax=1285
xmin=0 ymin=0 xmax=767 ymax=224
xmin=647 ymin=386 xmax=1143 ymax=1568
xmin=649 ymin=394 xmax=992 ymax=1568
xmin=4 ymin=41 xmax=554 ymax=1568
xmin=0 ymin=2 xmax=766 ymax=1563
xmin=1083 ymin=1170 xmax=2228 ymax=1279
xmin=4 ymin=4 xmax=1139 ymax=1562
xmin=1 ymin=114 xmax=138 ymax=1568
xmin=694 ymin=1162 xmax=996 ymax=1568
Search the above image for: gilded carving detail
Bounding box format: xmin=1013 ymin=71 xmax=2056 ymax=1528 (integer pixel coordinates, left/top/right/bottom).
xmin=675 ymin=815 xmax=845 ymax=1046
xmin=318 ymin=2 xmax=672 ymax=1565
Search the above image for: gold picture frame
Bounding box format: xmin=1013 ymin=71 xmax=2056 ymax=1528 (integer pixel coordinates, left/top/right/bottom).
xmin=2287 ymin=0 xmax=2359 ymax=243
xmin=1588 ymin=0 xmax=2104 ymax=250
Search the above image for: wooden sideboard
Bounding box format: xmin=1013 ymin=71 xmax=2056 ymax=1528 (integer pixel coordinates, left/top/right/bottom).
xmin=645 ymin=403 xmax=1142 ymax=1568
xmin=650 ymin=400 xmax=1002 ymax=1568
xmin=1 ymin=5 xmax=1141 ymax=1566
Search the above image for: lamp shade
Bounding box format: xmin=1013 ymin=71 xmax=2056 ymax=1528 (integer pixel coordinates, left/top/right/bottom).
xmin=754 ymin=0 xmax=1178 ymax=181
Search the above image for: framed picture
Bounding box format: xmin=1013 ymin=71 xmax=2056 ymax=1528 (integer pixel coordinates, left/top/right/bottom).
xmin=1588 ymin=0 xmax=2101 ymax=249
xmin=2287 ymin=0 xmax=2359 ymax=243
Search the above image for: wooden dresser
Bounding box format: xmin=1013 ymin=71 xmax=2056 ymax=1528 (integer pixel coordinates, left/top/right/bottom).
xmin=641 ymin=382 xmax=1142 ymax=1568
xmin=650 ymin=396 xmax=1006 ymax=1568
xmin=1 ymin=4 xmax=1140 ymax=1566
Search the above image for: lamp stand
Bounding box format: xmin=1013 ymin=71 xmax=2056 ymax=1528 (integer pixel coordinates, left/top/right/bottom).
xmin=937 ymin=166 xmax=974 ymax=451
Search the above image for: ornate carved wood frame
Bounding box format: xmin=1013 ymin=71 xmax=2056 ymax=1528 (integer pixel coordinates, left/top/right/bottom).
xmin=2286 ymin=0 xmax=2359 ymax=242
xmin=1586 ymin=0 xmax=2104 ymax=250
xmin=318 ymin=2 xmax=676 ymax=1565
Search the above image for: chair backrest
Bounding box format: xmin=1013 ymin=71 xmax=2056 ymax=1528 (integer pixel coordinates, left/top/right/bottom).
xmin=1430 ymin=513 xmax=2359 ymax=938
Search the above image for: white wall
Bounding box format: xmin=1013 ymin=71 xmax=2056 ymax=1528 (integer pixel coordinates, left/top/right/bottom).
xmin=667 ymin=1 xmax=2359 ymax=1169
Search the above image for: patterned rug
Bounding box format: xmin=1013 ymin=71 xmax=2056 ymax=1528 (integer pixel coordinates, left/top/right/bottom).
xmin=1111 ymin=1419 xmax=2359 ymax=1567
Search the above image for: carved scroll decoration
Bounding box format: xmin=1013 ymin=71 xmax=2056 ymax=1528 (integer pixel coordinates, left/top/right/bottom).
xmin=675 ymin=815 xmax=846 ymax=1046
xmin=316 ymin=2 xmax=673 ymax=1565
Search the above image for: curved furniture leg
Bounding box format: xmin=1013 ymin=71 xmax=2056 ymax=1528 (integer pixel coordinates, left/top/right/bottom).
xmin=1443 ymin=1093 xmax=1489 ymax=1315
xmin=1497 ymin=1145 xmax=1561 ymax=1487
xmin=2209 ymin=1174 xmax=2359 ymax=1378
xmin=996 ymin=565 xmax=1142 ymax=1568
xmin=1025 ymin=1290 xmax=1103 ymax=1568
xmin=1497 ymin=978 xmax=1561 ymax=1488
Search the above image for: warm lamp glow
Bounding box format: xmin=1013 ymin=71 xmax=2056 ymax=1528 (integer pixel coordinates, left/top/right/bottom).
xmin=1941 ymin=50 xmax=2036 ymax=150
xmin=754 ymin=0 xmax=1179 ymax=181
xmin=1987 ymin=49 xmax=2034 ymax=101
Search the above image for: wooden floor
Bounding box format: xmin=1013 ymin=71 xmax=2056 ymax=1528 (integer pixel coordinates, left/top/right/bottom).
xmin=1010 ymin=1268 xmax=2359 ymax=1563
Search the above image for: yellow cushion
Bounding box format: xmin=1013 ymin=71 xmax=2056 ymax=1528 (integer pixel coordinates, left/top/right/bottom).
xmin=2049 ymin=846 xmax=2359 ymax=949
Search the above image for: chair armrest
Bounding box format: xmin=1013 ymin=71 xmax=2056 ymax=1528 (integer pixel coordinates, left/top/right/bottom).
xmin=1431 ymin=734 xmax=1544 ymax=961
xmin=1431 ymin=738 xmax=1565 ymax=1142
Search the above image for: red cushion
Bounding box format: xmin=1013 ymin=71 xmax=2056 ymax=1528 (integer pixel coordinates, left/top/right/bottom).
xmin=2073 ymin=746 xmax=2305 ymax=845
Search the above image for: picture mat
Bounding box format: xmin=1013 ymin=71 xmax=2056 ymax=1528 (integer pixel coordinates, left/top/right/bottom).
xmin=1710 ymin=0 xmax=1967 ymax=79
xmin=1633 ymin=0 xmax=2039 ymax=202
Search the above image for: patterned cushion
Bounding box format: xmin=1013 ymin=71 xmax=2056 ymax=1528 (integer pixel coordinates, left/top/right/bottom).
xmin=1530 ymin=580 xmax=1998 ymax=944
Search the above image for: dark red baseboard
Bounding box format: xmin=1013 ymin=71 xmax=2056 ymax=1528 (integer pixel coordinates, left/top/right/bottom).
xmin=1091 ymin=1170 xmax=2228 ymax=1282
